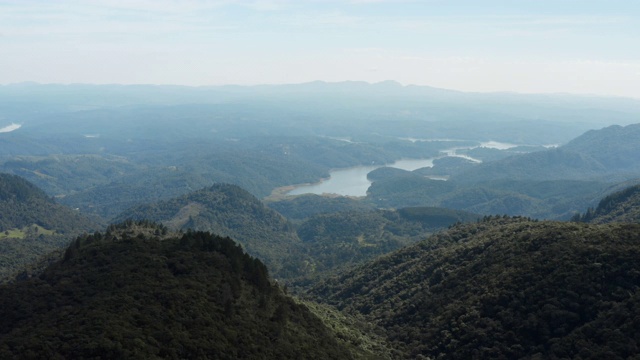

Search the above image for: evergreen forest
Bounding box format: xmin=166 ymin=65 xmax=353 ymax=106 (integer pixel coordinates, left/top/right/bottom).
xmin=2 ymin=83 xmax=640 ymax=358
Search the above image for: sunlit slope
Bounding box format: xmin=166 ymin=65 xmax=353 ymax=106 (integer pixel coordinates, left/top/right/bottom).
xmin=309 ymin=217 xmax=640 ymax=359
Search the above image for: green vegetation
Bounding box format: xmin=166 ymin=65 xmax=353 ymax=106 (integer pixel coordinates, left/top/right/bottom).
xmin=366 ymin=175 xmax=612 ymax=220
xmin=113 ymin=184 xmax=305 ymax=278
xmin=413 ymin=156 xmax=476 ymax=177
xmin=114 ymin=184 xmax=479 ymax=281
xmin=296 ymin=299 xmax=397 ymax=359
xmin=364 ymin=124 xmax=640 ymax=219
xmin=0 ymin=173 xmax=97 ymax=233
xmin=0 ymin=173 xmax=99 ymax=281
xmin=4 ymin=150 xmax=329 ymax=220
xmin=3 ymin=85 xmax=640 ymax=358
xmin=573 ymin=183 xmax=640 ymax=224
xmin=455 ymin=124 xmax=640 ymax=184
xmin=0 ymin=222 xmax=359 ymax=359
xmin=0 ymin=224 xmax=56 ymax=240
xmin=309 ymin=217 xmax=640 ymax=359
xmin=266 ymin=194 xmax=375 ymax=220
xmin=291 ymin=207 xmax=479 ymax=286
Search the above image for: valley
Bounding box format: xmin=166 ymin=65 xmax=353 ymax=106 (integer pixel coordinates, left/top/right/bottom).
xmin=1 ymin=83 xmax=640 ymax=358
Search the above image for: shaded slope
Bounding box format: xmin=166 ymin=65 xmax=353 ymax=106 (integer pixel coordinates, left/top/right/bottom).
xmin=115 ymin=184 xmax=478 ymax=281
xmin=453 ymin=148 xmax=607 ymax=183
xmin=367 ymin=173 xmax=608 ymax=219
xmin=0 ymin=173 xmax=99 ymax=281
xmin=113 ymin=184 xmax=303 ymax=278
xmin=0 ymin=223 xmax=357 ymax=359
xmin=266 ymin=194 xmax=374 ymax=220
xmin=294 ymin=208 xmax=479 ymax=281
xmin=357 ymin=123 xmax=640 ymax=218
xmin=0 ymin=173 xmax=96 ymax=232
xmin=455 ymin=123 xmax=640 ymax=184
xmin=563 ymin=123 xmax=640 ymax=173
xmin=576 ymin=183 xmax=640 ymax=224
xmin=309 ymin=217 xmax=640 ymax=359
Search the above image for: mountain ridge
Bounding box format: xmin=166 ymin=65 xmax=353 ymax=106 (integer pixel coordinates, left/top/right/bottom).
xmin=0 ymin=222 xmax=361 ymax=359
xmin=308 ymin=217 xmax=640 ymax=358
xmin=0 ymin=173 xmax=99 ymax=281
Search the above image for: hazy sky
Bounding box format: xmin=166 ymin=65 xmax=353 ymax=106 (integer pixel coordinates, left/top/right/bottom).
xmin=1 ymin=0 xmax=639 ymax=98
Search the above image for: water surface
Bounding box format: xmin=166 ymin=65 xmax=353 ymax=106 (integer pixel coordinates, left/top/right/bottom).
xmin=288 ymin=158 xmax=435 ymax=197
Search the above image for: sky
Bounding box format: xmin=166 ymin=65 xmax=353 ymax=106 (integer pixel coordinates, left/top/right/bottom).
xmin=1 ymin=0 xmax=639 ymax=98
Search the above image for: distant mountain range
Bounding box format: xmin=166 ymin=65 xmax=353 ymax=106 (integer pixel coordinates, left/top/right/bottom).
xmin=2 ymin=82 xmax=640 ymax=358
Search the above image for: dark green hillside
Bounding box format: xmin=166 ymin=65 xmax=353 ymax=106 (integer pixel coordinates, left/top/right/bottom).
xmin=0 ymin=173 xmax=92 ymax=231
xmin=113 ymin=184 xmax=304 ymax=278
xmin=366 ymin=169 xmax=611 ymax=219
xmin=367 ymin=174 xmax=456 ymax=208
xmin=366 ymin=167 xmax=412 ymax=182
xmin=0 ymin=223 xmax=358 ymax=359
xmin=297 ymin=210 xmax=443 ymax=278
xmin=396 ymin=206 xmax=480 ymax=226
xmin=309 ymin=217 xmax=640 ymax=359
xmin=0 ymin=174 xmax=99 ymax=281
xmin=437 ymin=180 xmax=607 ymax=219
xmin=266 ymin=194 xmax=374 ymax=220
xmin=292 ymin=208 xmax=479 ymax=285
xmin=114 ymin=184 xmax=479 ymax=281
xmin=574 ymin=183 xmax=640 ymax=224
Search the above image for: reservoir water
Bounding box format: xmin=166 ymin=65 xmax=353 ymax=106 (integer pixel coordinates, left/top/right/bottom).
xmin=286 ymin=139 xmax=522 ymax=197
xmin=287 ymin=158 xmax=435 ymax=197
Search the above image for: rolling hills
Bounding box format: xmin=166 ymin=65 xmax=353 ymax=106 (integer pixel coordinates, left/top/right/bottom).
xmin=114 ymin=184 xmax=480 ymax=280
xmin=0 ymin=173 xmax=99 ymax=281
xmin=308 ymin=217 xmax=640 ymax=359
xmin=113 ymin=184 xmax=304 ymax=278
xmin=365 ymin=123 xmax=640 ymax=219
xmin=0 ymin=222 xmax=361 ymax=359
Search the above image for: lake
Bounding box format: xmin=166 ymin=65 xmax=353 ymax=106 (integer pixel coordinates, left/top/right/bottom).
xmin=287 ymin=158 xmax=435 ymax=197
xmin=285 ymin=139 xmax=522 ymax=197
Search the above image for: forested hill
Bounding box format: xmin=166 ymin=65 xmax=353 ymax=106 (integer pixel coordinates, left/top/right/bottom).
xmin=0 ymin=173 xmax=99 ymax=281
xmin=363 ymin=124 xmax=640 ymax=219
xmin=113 ymin=183 xmax=304 ymax=278
xmin=454 ymin=123 xmax=640 ymax=183
xmin=574 ymin=183 xmax=640 ymax=224
xmin=0 ymin=222 xmax=359 ymax=359
xmin=0 ymin=173 xmax=96 ymax=232
xmin=308 ymin=217 xmax=640 ymax=359
xmin=562 ymin=123 xmax=640 ymax=173
xmin=292 ymin=207 xmax=480 ymax=284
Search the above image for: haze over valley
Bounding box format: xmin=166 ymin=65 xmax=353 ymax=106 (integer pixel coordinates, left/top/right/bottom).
xmin=2 ymin=0 xmax=640 ymax=358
